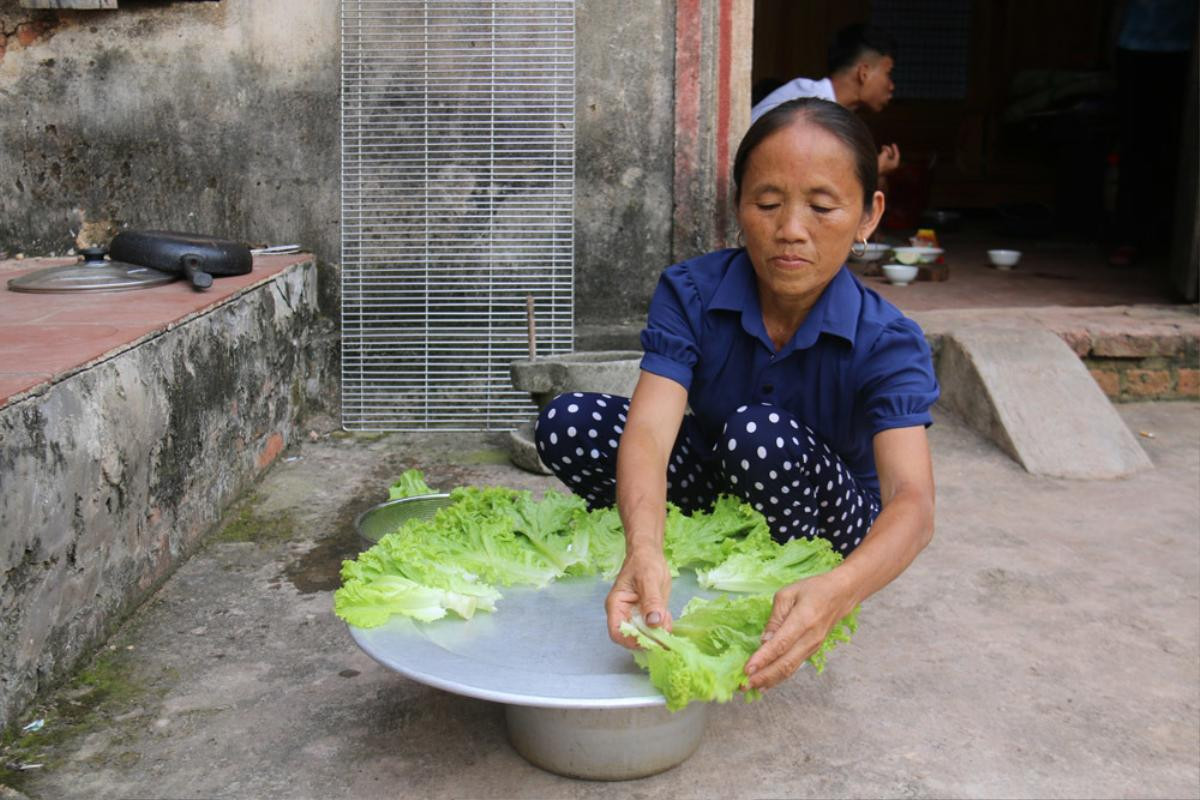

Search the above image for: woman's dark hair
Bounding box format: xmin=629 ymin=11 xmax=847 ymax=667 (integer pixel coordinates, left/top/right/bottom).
xmin=732 ymin=97 xmax=878 ymax=210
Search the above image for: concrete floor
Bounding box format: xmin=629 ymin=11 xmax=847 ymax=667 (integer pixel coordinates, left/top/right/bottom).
xmin=4 ymin=403 xmax=1198 ymax=800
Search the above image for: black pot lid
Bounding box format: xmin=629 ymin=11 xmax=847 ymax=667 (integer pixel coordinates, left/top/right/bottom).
xmin=7 ymin=248 xmax=178 ymax=294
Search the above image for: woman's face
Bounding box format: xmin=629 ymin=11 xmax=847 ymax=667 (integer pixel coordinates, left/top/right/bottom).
xmin=737 ymin=119 xmax=882 ymax=310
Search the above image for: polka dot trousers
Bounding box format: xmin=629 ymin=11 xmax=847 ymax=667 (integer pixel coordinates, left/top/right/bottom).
xmin=533 ymin=392 xmax=881 ymax=554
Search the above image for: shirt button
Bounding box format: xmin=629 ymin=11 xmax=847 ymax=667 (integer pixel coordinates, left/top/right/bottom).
xmin=762 ymin=384 xmax=774 ymax=394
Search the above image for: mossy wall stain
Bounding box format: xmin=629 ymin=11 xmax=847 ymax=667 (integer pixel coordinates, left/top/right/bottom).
xmin=212 ymin=493 xmax=297 ymax=546
xmin=149 ymin=339 xmax=241 ymax=514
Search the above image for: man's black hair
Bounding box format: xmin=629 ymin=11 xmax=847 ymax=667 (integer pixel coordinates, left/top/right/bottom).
xmin=827 ymin=24 xmax=897 ymax=75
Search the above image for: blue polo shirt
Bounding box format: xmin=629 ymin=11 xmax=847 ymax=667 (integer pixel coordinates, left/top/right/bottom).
xmin=639 ymin=248 xmax=939 ymax=498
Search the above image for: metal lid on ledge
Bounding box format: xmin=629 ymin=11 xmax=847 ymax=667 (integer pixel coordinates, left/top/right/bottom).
xmin=7 ymin=247 xmax=178 ymax=294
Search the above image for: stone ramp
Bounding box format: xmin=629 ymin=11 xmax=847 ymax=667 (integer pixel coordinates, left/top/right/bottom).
xmin=938 ymin=325 xmax=1153 ymax=479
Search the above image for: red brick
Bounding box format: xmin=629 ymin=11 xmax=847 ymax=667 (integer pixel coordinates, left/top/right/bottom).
xmin=1125 ymin=369 xmax=1171 ymax=398
xmin=1178 ymin=368 xmax=1200 ymax=398
xmin=1059 ymin=330 xmax=1092 ymax=357
xmin=15 ymin=19 xmax=57 ymax=48
xmin=1089 ymin=368 xmax=1120 ymax=397
xmin=16 ymin=23 xmax=39 ymax=48
xmin=1091 ymin=333 xmax=1156 ymax=358
xmin=256 ymin=431 xmax=285 ymax=469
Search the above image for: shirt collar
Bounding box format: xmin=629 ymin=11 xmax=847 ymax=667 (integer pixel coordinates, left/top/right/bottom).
xmin=709 ymin=251 xmax=861 ymax=352
xmin=795 ymin=265 xmax=861 ymax=349
xmin=710 ymin=249 xmax=755 ymax=312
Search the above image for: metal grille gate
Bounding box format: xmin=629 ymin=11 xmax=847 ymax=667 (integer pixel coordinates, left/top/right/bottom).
xmin=340 ymin=0 xmax=575 ymax=430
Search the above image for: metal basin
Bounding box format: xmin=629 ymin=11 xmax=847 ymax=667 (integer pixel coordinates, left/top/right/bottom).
xmin=506 ymin=702 xmax=708 ymax=781
xmin=355 ymin=493 xmax=453 ymax=544
xmin=347 ymin=572 xmax=720 ymax=780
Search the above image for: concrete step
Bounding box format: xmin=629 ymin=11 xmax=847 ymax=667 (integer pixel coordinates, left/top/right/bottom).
xmin=938 ymin=325 xmax=1153 ymax=479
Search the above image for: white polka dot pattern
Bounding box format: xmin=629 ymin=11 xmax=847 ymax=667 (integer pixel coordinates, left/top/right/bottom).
xmin=534 ymin=394 xmax=880 ymax=552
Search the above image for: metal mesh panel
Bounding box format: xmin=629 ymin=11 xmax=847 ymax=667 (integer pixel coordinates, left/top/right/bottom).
xmin=871 ymin=0 xmax=972 ymax=100
xmin=341 ymin=0 xmax=575 ymax=430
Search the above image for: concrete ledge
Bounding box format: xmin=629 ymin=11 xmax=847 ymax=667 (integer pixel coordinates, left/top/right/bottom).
xmin=914 ymin=305 xmax=1200 ymax=402
xmin=0 ymin=259 xmax=331 ymax=731
xmin=578 ymin=306 xmax=1200 ymax=404
xmin=936 ymin=325 xmax=1153 ymax=479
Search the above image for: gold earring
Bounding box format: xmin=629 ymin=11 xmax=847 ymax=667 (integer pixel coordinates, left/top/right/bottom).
xmin=850 ymin=237 xmax=868 ymax=257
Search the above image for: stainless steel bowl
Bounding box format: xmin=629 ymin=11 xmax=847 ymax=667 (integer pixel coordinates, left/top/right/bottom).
xmin=355 ymin=493 xmax=453 ymax=544
xmin=506 ymin=702 xmax=709 ymax=780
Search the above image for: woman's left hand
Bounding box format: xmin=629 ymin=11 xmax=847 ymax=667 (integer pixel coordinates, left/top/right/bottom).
xmin=742 ymin=570 xmax=851 ymax=691
xmin=743 ymin=427 xmax=936 ymax=692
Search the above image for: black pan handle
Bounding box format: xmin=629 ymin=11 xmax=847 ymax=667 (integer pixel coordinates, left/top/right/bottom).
xmin=180 ymin=253 xmax=213 ymax=290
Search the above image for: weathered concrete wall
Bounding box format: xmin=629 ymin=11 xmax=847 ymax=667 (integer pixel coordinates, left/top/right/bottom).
xmin=0 ymin=261 xmax=327 ymax=732
xmin=574 ymin=0 xmax=676 ymax=327
xmin=0 ymin=0 xmax=714 ymax=333
xmin=0 ymin=0 xmax=340 ymax=271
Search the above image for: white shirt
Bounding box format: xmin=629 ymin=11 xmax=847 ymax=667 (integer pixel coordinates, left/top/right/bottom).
xmin=751 ymin=77 xmax=837 ymax=123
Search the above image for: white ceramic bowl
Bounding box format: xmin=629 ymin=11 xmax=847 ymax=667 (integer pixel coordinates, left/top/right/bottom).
xmin=892 ymin=246 xmax=943 ymax=265
xmin=849 ymin=242 xmax=892 ymax=263
xmin=881 ymin=263 xmax=919 ymax=286
xmin=988 ymin=249 xmax=1021 ymax=269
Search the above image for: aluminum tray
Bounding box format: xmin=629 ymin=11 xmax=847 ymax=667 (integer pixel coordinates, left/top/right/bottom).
xmin=349 ymin=571 xmax=718 ymax=709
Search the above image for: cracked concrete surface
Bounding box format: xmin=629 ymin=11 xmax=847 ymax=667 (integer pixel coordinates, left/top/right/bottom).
xmin=4 ymin=404 xmax=1198 ymax=799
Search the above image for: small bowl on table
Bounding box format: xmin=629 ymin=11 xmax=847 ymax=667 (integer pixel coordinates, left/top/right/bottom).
xmin=892 ymin=246 xmax=943 ymax=265
xmin=988 ymin=249 xmax=1021 ymax=270
xmin=881 ymin=263 xmax=919 ymax=286
xmin=849 ymin=242 xmax=892 ymax=263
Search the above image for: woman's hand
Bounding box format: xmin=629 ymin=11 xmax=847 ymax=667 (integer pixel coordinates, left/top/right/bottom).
xmin=605 ymin=545 xmax=674 ymax=649
xmin=609 ymin=372 xmax=689 ymax=649
xmin=742 ymin=570 xmax=852 ymax=690
xmin=744 ymin=427 xmax=935 ymax=690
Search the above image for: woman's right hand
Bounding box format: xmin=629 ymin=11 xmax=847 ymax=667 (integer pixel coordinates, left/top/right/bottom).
xmin=608 ymin=371 xmax=688 ymax=649
xmin=605 ymin=545 xmax=673 ymax=649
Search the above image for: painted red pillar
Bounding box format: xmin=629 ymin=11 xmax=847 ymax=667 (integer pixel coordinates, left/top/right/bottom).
xmin=672 ymin=0 xmax=753 ymax=261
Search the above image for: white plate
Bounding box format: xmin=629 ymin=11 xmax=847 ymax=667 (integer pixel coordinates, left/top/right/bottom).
xmin=349 ymin=571 xmax=719 ymax=709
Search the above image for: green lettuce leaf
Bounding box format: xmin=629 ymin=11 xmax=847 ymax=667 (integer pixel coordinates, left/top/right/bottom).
xmin=620 ymin=612 xmax=756 ymax=712
xmin=388 ymin=469 xmax=435 ymax=500
xmin=502 ymin=489 xmax=589 ymax=573
xmin=334 ymin=575 xmax=487 ymax=627
xmin=695 ymin=533 xmax=843 ymax=594
xmin=335 ymin=485 xmax=862 ymax=702
xmin=664 ymin=495 xmax=774 ymax=571
xmin=620 ymin=590 xmax=859 ymax=710
xmin=565 ymin=505 xmax=626 ymax=579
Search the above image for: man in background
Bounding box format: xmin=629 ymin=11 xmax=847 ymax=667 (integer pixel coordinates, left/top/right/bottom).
xmin=752 ymin=24 xmax=901 ymax=178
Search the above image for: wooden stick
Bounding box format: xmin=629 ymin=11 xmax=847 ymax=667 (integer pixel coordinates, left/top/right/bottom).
xmin=526 ymin=294 xmax=537 ymax=360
